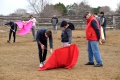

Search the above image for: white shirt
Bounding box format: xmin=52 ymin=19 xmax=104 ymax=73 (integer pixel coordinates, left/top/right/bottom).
xmin=29 ymin=18 xmax=36 ymax=26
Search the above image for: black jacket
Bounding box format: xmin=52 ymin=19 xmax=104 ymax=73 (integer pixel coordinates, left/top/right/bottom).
xmin=5 ymin=22 xmax=17 ymax=31
xmin=51 ymin=17 xmax=58 ymax=25
xmin=100 ymin=16 xmax=106 ymax=27
xmin=61 ymin=28 xmax=72 ymax=44
xmin=36 ymin=28 xmax=53 ymax=48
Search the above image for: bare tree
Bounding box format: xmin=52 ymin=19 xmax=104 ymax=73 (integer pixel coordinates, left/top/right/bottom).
xmin=115 ymin=2 xmax=120 ymax=29
xmin=14 ymin=8 xmax=27 ymax=15
xmin=67 ymin=1 xmax=91 ymax=16
xmin=41 ymin=4 xmax=61 ymax=17
xmin=78 ymin=1 xmax=91 ymax=15
xmin=99 ymin=6 xmax=111 ymax=14
xmin=116 ymin=2 xmax=120 ymax=14
xmin=67 ymin=3 xmax=78 ymax=16
xmin=27 ymin=0 xmax=50 ymax=16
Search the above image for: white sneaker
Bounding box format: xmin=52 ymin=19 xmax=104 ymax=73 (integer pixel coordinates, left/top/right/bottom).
xmin=43 ymin=61 xmax=46 ymax=65
xmin=39 ymin=62 xmax=43 ymax=68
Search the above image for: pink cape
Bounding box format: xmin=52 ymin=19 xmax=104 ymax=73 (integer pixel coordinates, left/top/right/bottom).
xmin=15 ymin=21 xmax=33 ymax=35
xmin=38 ymin=44 xmax=80 ymax=71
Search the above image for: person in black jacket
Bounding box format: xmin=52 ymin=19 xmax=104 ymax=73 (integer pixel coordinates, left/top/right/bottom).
xmin=36 ymin=28 xmax=53 ymax=67
xmin=60 ymin=20 xmax=72 ymax=47
xmin=100 ymin=12 xmax=107 ymax=41
xmin=5 ymin=21 xmax=17 ymax=43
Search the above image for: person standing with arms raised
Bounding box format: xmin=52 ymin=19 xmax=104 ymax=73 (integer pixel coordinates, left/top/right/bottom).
xmin=29 ymin=15 xmax=37 ymax=41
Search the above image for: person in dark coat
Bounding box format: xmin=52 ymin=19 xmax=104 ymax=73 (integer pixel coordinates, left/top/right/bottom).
xmin=60 ymin=20 xmax=72 ymax=47
xmin=100 ymin=12 xmax=107 ymax=41
xmin=5 ymin=21 xmax=17 ymax=43
xmin=36 ymin=28 xmax=53 ymax=67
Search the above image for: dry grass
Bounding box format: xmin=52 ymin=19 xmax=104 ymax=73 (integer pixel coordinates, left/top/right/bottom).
xmin=0 ymin=26 xmax=120 ymax=80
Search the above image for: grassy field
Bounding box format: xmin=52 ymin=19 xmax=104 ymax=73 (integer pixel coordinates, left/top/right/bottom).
xmin=0 ymin=26 xmax=120 ymax=80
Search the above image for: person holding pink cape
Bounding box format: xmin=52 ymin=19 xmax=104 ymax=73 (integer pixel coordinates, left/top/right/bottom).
xmin=15 ymin=15 xmax=37 ymax=41
xmin=29 ymin=15 xmax=37 ymax=41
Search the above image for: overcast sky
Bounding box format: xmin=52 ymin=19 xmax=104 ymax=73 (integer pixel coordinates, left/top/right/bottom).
xmin=0 ymin=0 xmax=119 ymax=15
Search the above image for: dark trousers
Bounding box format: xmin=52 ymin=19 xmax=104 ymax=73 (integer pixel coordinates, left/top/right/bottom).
xmin=37 ymin=40 xmax=47 ymax=63
xmin=8 ymin=30 xmax=16 ymax=42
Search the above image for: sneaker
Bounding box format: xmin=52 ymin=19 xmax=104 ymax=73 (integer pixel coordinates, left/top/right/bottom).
xmin=94 ymin=64 xmax=103 ymax=67
xmin=39 ymin=62 xmax=43 ymax=68
xmin=43 ymin=61 xmax=46 ymax=65
xmin=85 ymin=62 xmax=94 ymax=65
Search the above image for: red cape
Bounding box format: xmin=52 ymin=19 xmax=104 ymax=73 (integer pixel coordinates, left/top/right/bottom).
xmin=38 ymin=44 xmax=79 ymax=71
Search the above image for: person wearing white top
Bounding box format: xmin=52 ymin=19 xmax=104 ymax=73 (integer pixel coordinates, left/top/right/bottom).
xmin=29 ymin=15 xmax=37 ymax=41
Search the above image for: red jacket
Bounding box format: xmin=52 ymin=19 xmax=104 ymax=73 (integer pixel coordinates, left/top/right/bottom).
xmin=86 ymin=16 xmax=99 ymax=40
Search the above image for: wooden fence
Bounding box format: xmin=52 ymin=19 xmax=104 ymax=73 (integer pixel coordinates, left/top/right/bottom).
xmin=0 ymin=15 xmax=120 ymax=29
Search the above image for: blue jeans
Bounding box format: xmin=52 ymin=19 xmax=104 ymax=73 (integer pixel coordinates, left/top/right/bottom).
xmin=87 ymin=41 xmax=103 ymax=64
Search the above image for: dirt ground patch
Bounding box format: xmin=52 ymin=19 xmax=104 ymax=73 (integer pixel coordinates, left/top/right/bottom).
xmin=0 ymin=26 xmax=120 ymax=80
